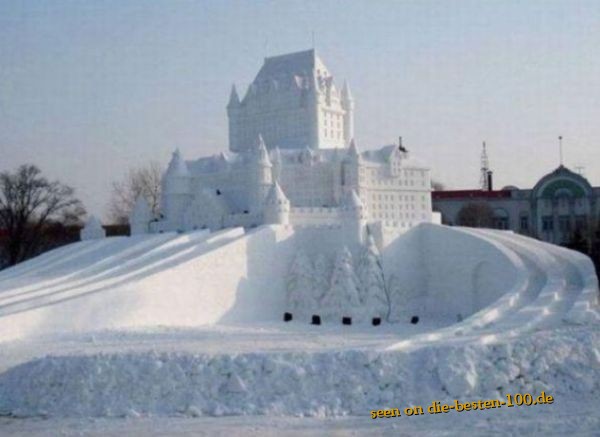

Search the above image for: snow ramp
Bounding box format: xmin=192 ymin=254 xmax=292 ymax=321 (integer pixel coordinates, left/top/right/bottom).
xmin=0 ymin=226 xmax=295 ymax=342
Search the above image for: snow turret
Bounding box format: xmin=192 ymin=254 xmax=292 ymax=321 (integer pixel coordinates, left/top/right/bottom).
xmin=247 ymin=134 xmax=273 ymax=212
xmin=342 ymin=189 xmax=366 ymax=244
xmin=264 ymin=182 xmax=290 ymax=225
xmin=251 ymin=134 xmax=272 ymax=167
xmin=161 ymin=149 xmax=192 ymax=231
xmin=341 ymin=80 xmax=355 ymax=144
xmin=227 ymin=84 xmax=241 ymax=110
xmin=130 ymin=196 xmax=152 ymax=235
xmin=80 ymin=215 xmax=106 ymax=241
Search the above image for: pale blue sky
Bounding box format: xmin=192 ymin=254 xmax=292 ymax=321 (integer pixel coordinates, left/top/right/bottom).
xmin=1 ymin=0 xmax=599 ymax=218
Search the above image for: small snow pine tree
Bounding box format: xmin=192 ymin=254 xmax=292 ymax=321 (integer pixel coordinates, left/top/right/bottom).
xmin=357 ymin=236 xmax=389 ymax=321
xmin=321 ymin=246 xmax=362 ymax=322
xmin=312 ymin=253 xmax=331 ymax=303
xmin=387 ymin=274 xmax=404 ymax=322
xmin=285 ymin=250 xmax=317 ymax=319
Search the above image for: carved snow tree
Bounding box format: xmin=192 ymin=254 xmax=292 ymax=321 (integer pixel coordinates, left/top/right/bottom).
xmin=322 ymin=246 xmax=361 ymax=321
xmin=0 ymin=165 xmax=85 ymax=267
xmin=285 ymin=250 xmax=317 ymax=318
xmin=312 ymin=253 xmax=331 ymax=303
xmin=108 ymin=161 xmax=162 ymax=225
xmin=357 ymin=237 xmax=389 ymax=320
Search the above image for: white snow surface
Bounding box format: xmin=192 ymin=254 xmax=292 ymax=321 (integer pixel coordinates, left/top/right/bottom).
xmin=0 ymin=223 xmax=598 ymax=428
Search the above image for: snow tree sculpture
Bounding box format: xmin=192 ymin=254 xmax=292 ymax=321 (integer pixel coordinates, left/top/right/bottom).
xmin=312 ymin=253 xmax=331 ymax=303
xmin=285 ymin=250 xmax=318 ymax=319
xmin=357 ymin=236 xmax=389 ymax=321
xmin=322 ymin=246 xmax=362 ymax=322
xmin=387 ymin=274 xmax=404 ymax=322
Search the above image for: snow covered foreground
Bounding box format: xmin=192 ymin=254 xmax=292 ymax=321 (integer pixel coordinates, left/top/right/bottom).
xmin=0 ymin=223 xmax=599 ymax=433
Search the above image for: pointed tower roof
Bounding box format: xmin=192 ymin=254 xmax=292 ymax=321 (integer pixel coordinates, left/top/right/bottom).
xmin=227 ymin=84 xmax=240 ymax=108
xmin=346 ymin=138 xmax=360 ymax=160
xmin=265 ymin=182 xmax=289 ymax=205
xmin=341 ymin=80 xmax=353 ymax=101
xmin=165 ymin=149 xmax=190 ymax=176
xmin=84 ymin=215 xmax=104 ymax=232
xmin=81 ymin=215 xmax=105 ymax=240
xmin=252 ymin=134 xmax=272 ymax=166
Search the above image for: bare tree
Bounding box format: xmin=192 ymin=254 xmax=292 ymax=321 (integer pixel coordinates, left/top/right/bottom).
xmin=0 ymin=165 xmax=85 ymax=267
xmin=108 ymin=162 xmax=162 ymax=225
xmin=456 ymin=202 xmax=495 ymax=228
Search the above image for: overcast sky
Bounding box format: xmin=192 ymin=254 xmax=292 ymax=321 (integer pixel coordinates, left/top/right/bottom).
xmin=1 ymin=0 xmax=599 ymax=219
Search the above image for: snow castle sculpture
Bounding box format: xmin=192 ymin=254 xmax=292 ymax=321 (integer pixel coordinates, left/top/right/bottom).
xmin=132 ymin=49 xmax=433 ymax=245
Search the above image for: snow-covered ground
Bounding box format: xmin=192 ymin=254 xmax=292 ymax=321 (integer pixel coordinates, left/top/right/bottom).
xmin=0 ymin=224 xmax=598 ymax=435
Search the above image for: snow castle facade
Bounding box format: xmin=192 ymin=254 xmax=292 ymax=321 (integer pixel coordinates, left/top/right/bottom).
xmin=132 ymin=49 xmax=433 ymax=246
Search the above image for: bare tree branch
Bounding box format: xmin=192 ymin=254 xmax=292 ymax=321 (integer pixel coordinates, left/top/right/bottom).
xmin=107 ymin=162 xmax=162 ymax=225
xmin=0 ymin=165 xmax=86 ymax=267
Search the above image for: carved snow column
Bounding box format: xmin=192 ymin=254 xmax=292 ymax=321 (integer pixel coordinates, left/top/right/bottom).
xmin=130 ymin=196 xmax=152 ymax=235
xmin=161 ymin=149 xmax=192 ymax=232
xmin=343 ymin=190 xmax=366 ymax=245
xmin=264 ymin=182 xmax=290 ymax=225
xmin=341 ymin=80 xmax=354 ymax=145
xmin=248 ymin=134 xmax=273 ymax=214
xmin=80 ymin=216 xmax=106 ymax=240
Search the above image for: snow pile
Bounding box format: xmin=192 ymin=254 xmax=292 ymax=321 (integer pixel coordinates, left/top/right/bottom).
xmin=0 ymin=326 xmax=598 ymax=418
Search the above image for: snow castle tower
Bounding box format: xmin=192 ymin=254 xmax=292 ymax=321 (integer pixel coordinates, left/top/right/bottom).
xmin=161 ymin=149 xmax=192 ymax=231
xmin=342 ymin=189 xmax=366 ymax=245
xmin=264 ymin=182 xmax=290 ymax=225
xmin=248 ymin=135 xmax=273 ymax=213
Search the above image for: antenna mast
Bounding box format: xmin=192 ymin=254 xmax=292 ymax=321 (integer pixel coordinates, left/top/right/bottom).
xmin=480 ymin=141 xmax=491 ymax=191
xmin=558 ymin=135 xmax=563 ymax=166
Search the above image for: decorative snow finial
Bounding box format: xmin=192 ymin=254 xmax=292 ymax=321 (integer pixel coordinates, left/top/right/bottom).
xmin=227 ymin=84 xmax=240 ymax=108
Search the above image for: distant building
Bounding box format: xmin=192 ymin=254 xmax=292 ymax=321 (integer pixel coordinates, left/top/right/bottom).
xmin=133 ymin=49 xmax=433 ymax=246
xmin=433 ymin=165 xmax=599 ymax=245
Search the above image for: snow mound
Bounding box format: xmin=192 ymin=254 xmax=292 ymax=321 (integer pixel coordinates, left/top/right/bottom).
xmin=0 ymin=223 xmax=599 ymax=418
xmin=0 ymin=327 xmax=598 ymax=418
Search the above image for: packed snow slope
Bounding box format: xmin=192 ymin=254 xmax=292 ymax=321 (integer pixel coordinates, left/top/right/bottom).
xmin=0 ymin=223 xmax=597 ymax=342
xmin=0 ymin=223 xmax=599 ymax=419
